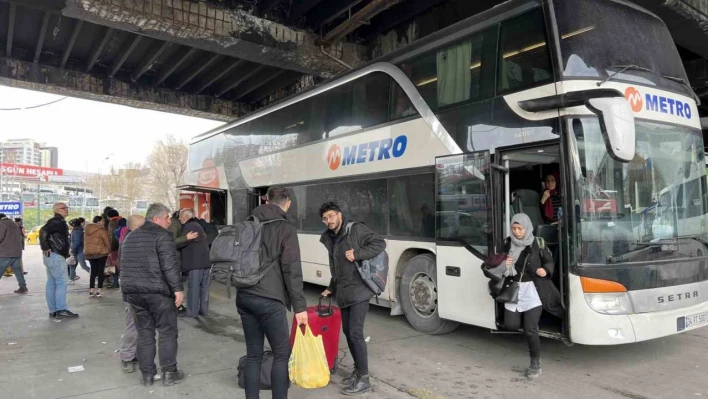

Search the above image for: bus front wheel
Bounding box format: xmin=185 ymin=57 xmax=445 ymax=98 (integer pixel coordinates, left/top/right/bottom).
xmin=399 ymin=253 xmax=458 ymax=335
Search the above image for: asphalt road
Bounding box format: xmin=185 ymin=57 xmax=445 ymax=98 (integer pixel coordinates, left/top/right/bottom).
xmin=1 ymin=247 xmax=706 ymax=399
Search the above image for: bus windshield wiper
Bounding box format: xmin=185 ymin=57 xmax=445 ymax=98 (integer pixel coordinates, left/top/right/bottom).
xmin=598 ymin=65 xmax=656 ymax=87
xmin=661 ymin=75 xmax=701 ymax=105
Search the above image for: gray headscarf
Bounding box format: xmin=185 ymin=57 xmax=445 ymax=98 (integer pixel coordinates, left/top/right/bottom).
xmin=506 ymin=213 xmax=535 ymax=277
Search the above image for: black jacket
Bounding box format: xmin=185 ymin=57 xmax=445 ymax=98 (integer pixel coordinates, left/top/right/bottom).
xmin=503 ymin=238 xmax=564 ymax=319
xmin=321 ymin=219 xmax=386 ymax=309
xmin=119 ymin=220 xmax=184 ymax=298
xmin=240 ymin=204 xmax=307 ymax=313
xmin=39 ymin=214 xmax=70 ymax=258
xmin=180 ymin=218 xmax=211 ymax=271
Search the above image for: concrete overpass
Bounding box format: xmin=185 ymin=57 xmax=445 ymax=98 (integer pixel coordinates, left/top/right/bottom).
xmin=0 ymin=0 xmax=707 ymax=122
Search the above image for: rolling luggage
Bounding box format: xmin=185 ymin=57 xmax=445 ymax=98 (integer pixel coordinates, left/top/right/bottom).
xmin=290 ymin=296 xmax=341 ymax=373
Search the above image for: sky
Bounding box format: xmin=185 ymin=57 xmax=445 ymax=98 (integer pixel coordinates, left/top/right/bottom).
xmin=0 ymin=86 xmax=223 ymax=173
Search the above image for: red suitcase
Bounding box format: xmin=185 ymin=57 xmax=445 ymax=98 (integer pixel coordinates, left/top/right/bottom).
xmin=290 ymin=296 xmax=341 ymax=373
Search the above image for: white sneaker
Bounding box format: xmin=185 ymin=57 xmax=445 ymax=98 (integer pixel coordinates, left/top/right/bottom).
xmin=69 ymin=280 xmax=75 ymax=285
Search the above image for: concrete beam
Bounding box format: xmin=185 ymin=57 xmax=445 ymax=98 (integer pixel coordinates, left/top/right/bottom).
xmin=61 ymin=0 xmax=367 ymax=78
xmin=0 ymin=56 xmax=246 ymax=121
xmin=323 ymin=0 xmax=402 ymax=43
xmin=61 ymin=20 xmax=83 ymax=68
xmin=33 ymin=12 xmax=51 ymax=63
xmin=6 ymin=3 xmax=15 ymax=57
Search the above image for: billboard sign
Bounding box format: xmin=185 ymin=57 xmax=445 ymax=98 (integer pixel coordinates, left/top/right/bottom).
xmin=0 ymin=163 xmax=63 ymax=178
xmin=0 ymin=201 xmax=23 ymax=219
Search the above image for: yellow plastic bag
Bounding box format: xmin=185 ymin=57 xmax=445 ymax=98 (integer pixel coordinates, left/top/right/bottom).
xmin=288 ymin=324 xmax=330 ymax=389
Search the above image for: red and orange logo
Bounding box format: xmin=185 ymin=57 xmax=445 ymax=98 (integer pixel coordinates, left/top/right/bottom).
xmin=624 ymin=87 xmax=643 ymax=113
xmin=327 ymin=145 xmax=342 ymax=171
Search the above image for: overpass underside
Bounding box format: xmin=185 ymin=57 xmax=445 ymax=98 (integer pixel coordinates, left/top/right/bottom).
xmin=0 ymin=0 xmax=707 ymax=124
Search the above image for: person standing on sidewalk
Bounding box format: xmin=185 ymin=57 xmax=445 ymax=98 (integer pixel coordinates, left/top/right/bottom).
xmin=119 ymin=214 xmax=145 ymax=374
xmin=39 ymin=202 xmax=79 ymax=319
xmin=0 ymin=213 xmax=28 ymax=294
xmin=319 ymin=202 xmax=386 ymax=396
xmin=69 ymin=218 xmax=88 ymax=284
xmin=178 ymin=209 xmax=211 ymax=318
xmin=84 ymin=215 xmax=111 ymax=298
xmin=237 ymin=187 xmax=308 ymax=399
xmin=14 ymin=217 xmax=28 ymax=275
xmin=120 ymin=203 xmax=186 ymax=387
xmin=168 ymin=209 xmax=198 ymax=315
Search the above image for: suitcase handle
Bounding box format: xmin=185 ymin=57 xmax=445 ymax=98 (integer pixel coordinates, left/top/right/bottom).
xmin=317 ymin=295 xmax=334 ymax=317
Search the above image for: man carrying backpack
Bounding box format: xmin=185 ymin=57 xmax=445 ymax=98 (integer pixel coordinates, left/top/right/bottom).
xmin=319 ymin=202 xmax=386 ymax=396
xmin=236 ymin=187 xmax=308 ymax=399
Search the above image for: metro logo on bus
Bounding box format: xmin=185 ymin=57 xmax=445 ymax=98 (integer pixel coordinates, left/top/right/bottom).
xmin=327 ymin=135 xmax=408 ymax=171
xmin=624 ymin=87 xmax=643 ymax=113
xmin=624 ymin=86 xmax=692 ymax=119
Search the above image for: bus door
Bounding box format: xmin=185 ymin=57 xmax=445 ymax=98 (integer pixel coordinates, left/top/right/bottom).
xmin=435 ymin=150 xmax=505 ymax=330
xmin=495 ymin=141 xmax=567 ymax=338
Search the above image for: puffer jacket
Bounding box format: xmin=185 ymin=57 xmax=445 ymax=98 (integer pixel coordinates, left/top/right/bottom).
xmin=39 ymin=214 xmax=70 ymax=258
xmin=0 ymin=216 xmax=23 ymax=258
xmin=119 ymin=220 xmax=183 ymax=298
xmin=320 ymin=218 xmax=386 ymax=309
xmin=84 ymin=223 xmax=110 ymax=259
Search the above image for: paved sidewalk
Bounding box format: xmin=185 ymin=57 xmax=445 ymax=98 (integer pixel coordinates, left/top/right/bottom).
xmin=0 ymin=247 xmax=411 ymax=399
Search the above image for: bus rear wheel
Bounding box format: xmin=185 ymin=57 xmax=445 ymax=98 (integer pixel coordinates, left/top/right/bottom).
xmin=399 ymin=253 xmax=458 ymax=335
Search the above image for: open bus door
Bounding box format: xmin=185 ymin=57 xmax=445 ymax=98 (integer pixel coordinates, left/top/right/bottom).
xmin=177 ymin=185 xmax=228 ymax=227
xmin=434 ymin=151 xmax=506 ymax=330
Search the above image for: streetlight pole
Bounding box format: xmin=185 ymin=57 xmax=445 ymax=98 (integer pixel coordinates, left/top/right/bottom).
xmin=98 ymin=155 xmax=112 ymax=213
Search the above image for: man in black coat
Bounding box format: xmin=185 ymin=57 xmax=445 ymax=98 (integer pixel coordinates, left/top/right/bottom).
xmin=120 ymin=203 xmax=185 ymax=387
xmin=178 ymin=208 xmax=211 ymax=318
xmin=237 ymin=187 xmax=308 ymax=399
xmin=320 ymin=202 xmax=386 ymax=396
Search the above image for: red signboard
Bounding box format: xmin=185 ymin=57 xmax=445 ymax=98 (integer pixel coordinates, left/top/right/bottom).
xmin=0 ymin=163 xmax=63 ymax=178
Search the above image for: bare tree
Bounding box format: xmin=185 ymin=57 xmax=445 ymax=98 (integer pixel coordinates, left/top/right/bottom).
xmin=147 ymin=135 xmax=188 ymax=210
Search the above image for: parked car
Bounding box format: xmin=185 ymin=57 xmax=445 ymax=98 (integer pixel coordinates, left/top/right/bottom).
xmin=26 ymin=226 xmax=42 ymax=245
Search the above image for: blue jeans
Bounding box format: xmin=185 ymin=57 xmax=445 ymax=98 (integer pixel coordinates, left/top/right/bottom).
xmin=0 ymin=257 xmax=26 ymax=287
xmin=77 ymin=252 xmax=89 ymax=273
xmin=43 ymin=252 xmax=69 ymax=313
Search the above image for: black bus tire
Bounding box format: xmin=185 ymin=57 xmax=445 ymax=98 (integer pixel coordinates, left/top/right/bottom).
xmin=399 ymin=253 xmax=459 ymax=335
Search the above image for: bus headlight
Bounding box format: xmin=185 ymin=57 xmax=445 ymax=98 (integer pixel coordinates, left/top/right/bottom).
xmin=584 ymin=292 xmax=634 ymax=315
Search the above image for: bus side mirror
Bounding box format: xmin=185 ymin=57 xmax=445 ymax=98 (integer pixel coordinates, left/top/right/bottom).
xmin=585 ymin=98 xmax=636 ymax=163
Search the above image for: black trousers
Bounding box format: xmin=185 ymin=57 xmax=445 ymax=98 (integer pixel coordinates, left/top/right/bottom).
xmin=342 ymin=301 xmax=370 ymax=375
xmin=89 ymin=256 xmax=107 ymax=289
xmin=236 ymin=292 xmax=290 ymax=399
xmin=126 ymin=293 xmax=179 ymax=376
xmin=505 ymin=305 xmax=543 ymax=360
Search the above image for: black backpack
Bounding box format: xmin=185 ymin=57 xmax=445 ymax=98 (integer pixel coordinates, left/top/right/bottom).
xmin=344 ymin=222 xmax=389 ymax=299
xmin=210 ymin=216 xmax=285 ymax=298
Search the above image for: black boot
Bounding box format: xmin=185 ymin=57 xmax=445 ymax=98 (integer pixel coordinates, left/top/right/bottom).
xmin=140 ymin=374 xmax=155 ymax=387
xmin=341 ymin=369 xmax=358 ymax=386
xmin=342 ymin=374 xmax=371 ymax=396
xmin=162 ymin=370 xmax=186 ymax=386
xmin=14 ymin=285 xmax=28 ymax=294
xmin=121 ymin=361 xmax=136 ymax=373
xmin=527 ymin=358 xmax=542 ymax=379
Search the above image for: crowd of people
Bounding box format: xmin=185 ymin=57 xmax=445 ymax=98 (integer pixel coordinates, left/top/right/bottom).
xmin=0 ymin=183 xmax=559 ymax=396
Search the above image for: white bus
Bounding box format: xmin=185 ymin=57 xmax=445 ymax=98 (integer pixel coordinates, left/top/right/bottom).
xmin=185 ymin=0 xmax=708 ymax=345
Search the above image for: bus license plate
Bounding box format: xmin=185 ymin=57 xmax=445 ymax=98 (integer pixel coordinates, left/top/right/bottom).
xmin=678 ymin=312 xmax=708 ymax=331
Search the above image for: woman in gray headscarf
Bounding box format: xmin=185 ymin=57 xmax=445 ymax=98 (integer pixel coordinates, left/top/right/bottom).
xmin=503 ymin=213 xmax=563 ymax=379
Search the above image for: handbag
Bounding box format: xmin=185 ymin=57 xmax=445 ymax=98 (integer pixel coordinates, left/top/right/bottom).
xmin=237 ymin=351 xmax=289 ymax=390
xmin=494 ymin=255 xmax=527 ymax=304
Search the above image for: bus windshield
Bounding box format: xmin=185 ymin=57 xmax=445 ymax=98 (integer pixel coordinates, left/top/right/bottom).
xmin=555 ymin=0 xmax=691 ymax=96
xmin=572 ymin=118 xmax=708 ymax=264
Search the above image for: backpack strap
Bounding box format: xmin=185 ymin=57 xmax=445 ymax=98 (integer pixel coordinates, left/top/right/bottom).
xmin=536 ymin=237 xmax=546 ymax=250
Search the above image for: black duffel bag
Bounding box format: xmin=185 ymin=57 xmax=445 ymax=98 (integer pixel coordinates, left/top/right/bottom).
xmin=237 ymin=351 xmax=290 ymax=390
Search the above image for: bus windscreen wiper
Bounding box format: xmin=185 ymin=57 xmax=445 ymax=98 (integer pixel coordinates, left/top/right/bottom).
xmin=597 ymin=65 xmax=656 ymax=87
xmin=661 ymin=75 xmax=701 ymax=105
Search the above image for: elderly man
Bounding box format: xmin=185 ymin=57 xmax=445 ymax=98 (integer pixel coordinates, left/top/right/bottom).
xmin=119 ymin=215 xmax=145 ymax=374
xmin=39 ymin=203 xmax=78 ymax=319
xmin=179 ymin=208 xmax=211 ymax=318
xmin=120 ymin=204 xmax=185 ymax=387
xmin=0 ymin=213 xmax=28 ymax=294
